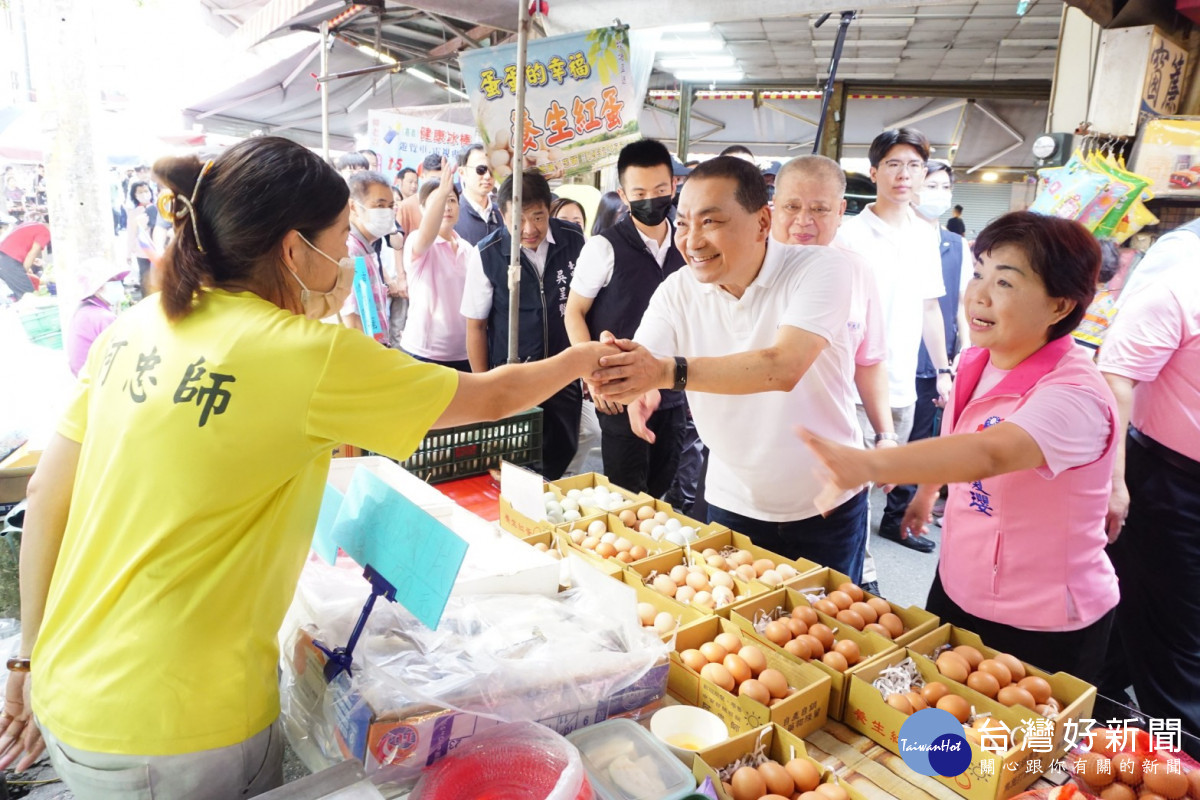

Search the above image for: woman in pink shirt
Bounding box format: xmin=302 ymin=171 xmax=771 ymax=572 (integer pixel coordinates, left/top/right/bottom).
xmin=802 ymin=212 xmax=1118 ymax=683
xmin=64 ymin=259 xmax=127 ymax=376
xmin=400 ymin=160 xmax=471 ymax=371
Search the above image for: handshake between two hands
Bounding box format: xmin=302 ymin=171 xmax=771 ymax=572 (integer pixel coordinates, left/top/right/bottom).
xmin=577 ymin=331 xmax=666 ymax=442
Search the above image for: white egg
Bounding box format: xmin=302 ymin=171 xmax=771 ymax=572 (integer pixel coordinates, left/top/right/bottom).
xmin=664 ymin=530 xmax=687 ymax=547
xmin=777 ymin=564 xmax=799 ymax=580
xmin=604 ymin=497 xmax=624 ymax=511
xmin=543 ymin=491 xmax=558 ymax=503
xmin=587 ymin=519 xmax=607 ymax=537
xmin=712 ymin=586 xmax=735 ymax=606
xmin=652 ymin=525 xmax=668 ymax=539
xmin=600 ymin=531 xmax=617 ymax=544
xmin=665 ymin=518 xmax=682 ymax=531
xmin=545 ymin=500 xmax=562 ymax=513
xmin=569 ymin=529 xmax=585 ymax=545
xmin=548 ymin=513 xmax=564 ymax=524
xmin=567 ymin=489 xmax=583 ymax=500
xmin=581 ymin=488 xmax=596 ymax=498
xmin=563 ymin=510 xmax=581 ymax=522
xmin=594 ymin=485 xmax=610 ymax=496
xmin=561 ymin=497 xmax=579 ymax=512
xmin=681 ymin=527 xmax=700 ymax=543
xmin=654 ymin=511 xmax=669 ymax=524
xmin=759 ymin=569 xmax=782 ymax=586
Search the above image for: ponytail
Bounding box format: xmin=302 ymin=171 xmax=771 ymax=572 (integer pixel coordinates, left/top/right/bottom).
xmin=154 ymin=155 xmax=211 ymax=321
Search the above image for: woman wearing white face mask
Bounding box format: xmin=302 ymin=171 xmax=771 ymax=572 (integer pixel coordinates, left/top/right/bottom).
xmin=0 ymin=137 xmax=619 ymax=798
xmin=63 ymin=257 xmax=128 ymax=377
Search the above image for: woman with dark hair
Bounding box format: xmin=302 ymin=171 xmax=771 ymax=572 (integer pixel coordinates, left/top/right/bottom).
xmin=802 ymin=211 xmax=1118 ymax=682
xmin=590 ymin=191 xmax=625 ymax=236
xmin=550 ymin=197 xmax=587 ymax=233
xmin=126 ymin=179 xmax=159 ymax=296
xmin=0 ymin=137 xmax=614 ymax=797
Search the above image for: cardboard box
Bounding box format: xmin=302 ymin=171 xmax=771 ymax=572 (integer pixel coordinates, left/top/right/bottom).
xmin=728 ymin=587 xmax=900 ymax=720
xmin=290 ymin=628 xmax=670 ymax=787
xmin=694 ymin=723 xmax=867 ymax=800
xmin=689 ymin=529 xmax=823 ymax=589
xmin=0 ymin=445 xmax=39 ymax=517
xmin=667 ymin=616 xmax=830 ymax=739
xmin=623 ymin=497 xmax=728 ymax=541
xmin=844 ymin=646 xmax=1050 ymax=800
xmin=905 ymin=624 xmax=1096 ymax=757
xmin=783 ymin=566 xmax=940 ymax=647
xmin=548 ymin=472 xmax=651 ymax=515
xmin=498 ymin=495 xmax=555 ymax=539
xmin=627 ymin=579 xmax=708 ymax=642
xmin=555 ymin=513 xmax=679 ymax=571
xmin=625 ymin=550 xmax=765 ymax=618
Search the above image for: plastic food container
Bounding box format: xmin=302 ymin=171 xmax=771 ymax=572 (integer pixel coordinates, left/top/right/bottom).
xmin=568 ymin=718 xmax=697 ymax=800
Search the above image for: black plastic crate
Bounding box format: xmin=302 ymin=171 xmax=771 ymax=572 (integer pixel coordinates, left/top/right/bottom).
xmin=400 ymin=407 xmax=543 ymax=483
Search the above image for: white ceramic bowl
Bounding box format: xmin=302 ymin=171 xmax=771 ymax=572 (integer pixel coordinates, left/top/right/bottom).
xmin=649 ymin=705 xmax=729 ymax=763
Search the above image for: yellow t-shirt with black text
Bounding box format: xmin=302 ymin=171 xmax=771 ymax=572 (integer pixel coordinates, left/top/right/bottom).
xmin=32 ymin=289 xmax=457 ymax=755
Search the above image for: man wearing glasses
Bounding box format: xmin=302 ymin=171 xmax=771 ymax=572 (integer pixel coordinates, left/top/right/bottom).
xmin=455 ymin=144 xmax=503 ymax=245
xmin=834 ymin=128 xmax=951 ymax=554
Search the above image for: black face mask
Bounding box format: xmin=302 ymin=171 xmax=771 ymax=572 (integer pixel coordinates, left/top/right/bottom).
xmin=628 ymin=195 xmax=674 ymax=227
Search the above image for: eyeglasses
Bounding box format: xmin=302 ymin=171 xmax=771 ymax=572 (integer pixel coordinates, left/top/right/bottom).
xmin=779 ymin=203 xmax=834 ymax=219
xmin=881 ymin=159 xmax=927 ymax=175
xmin=473 ymin=165 xmax=491 ymax=176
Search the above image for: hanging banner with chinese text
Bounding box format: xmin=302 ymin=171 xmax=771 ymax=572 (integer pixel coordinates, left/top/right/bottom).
xmin=458 ymin=26 xmax=645 ymax=180
xmin=365 ymin=111 xmax=480 ymax=176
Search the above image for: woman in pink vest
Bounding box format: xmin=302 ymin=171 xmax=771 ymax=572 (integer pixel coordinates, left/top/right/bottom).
xmin=802 ymin=211 xmax=1118 ymax=683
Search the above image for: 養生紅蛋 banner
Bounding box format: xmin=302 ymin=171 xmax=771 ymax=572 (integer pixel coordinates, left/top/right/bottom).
xmin=366 ymin=111 xmax=480 ymax=176
xmin=458 ymin=26 xmax=643 ymax=180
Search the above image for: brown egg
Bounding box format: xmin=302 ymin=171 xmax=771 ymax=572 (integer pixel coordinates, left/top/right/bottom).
xmin=785 ymin=758 xmax=821 ymax=792
xmin=996 ymin=684 xmax=1037 ymax=710
xmin=714 ymin=632 xmax=744 ymax=654
xmin=752 ymin=558 xmax=776 ymax=576
xmin=722 ymin=781 xmax=734 ymax=798
xmin=962 ymin=725 xmax=981 ymax=745
xmin=977 ymin=659 xmax=1013 ymax=688
xmin=796 ymin=634 xmax=825 ymax=658
xmin=993 ymin=652 xmax=1027 ymax=682
xmin=799 ymin=793 xmax=824 ymax=800
xmin=759 ymin=761 xmax=795 ymax=796
xmin=1137 ymin=793 xmax=1169 ymax=800
xmin=701 ymin=662 xmax=736 ymax=692
xmin=739 ymin=678 xmax=772 ymax=705
xmin=866 ymin=597 xmax=892 ymax=618
xmin=864 ymin=622 xmax=893 ymax=639
xmin=630 ymin=545 xmax=649 ymax=560
xmin=1099 ymin=784 xmax=1136 ymax=800
xmin=792 ymin=606 xmax=819 ymax=626
xmin=922 ymin=682 xmax=950 ymax=705
xmin=652 ymin=574 xmax=677 ymax=597
xmin=878 ymin=612 xmax=905 ymax=638
xmin=936 ymin=651 xmax=971 ymax=683
xmin=827 ymin=590 xmax=854 ymax=610
xmin=850 ymin=601 xmax=878 ymax=624
xmin=700 ymin=642 xmax=728 ymax=664
xmin=937 ymin=693 xmax=971 ymax=723
xmin=785 ymin=637 xmax=813 ymax=660
xmin=813 ymin=598 xmax=841 ymax=617
xmin=1142 ymin=766 xmax=1188 ymax=799
xmin=966 ymin=670 xmax=1001 ymax=698
xmin=838 ymin=582 xmax=865 ymax=602
xmin=953 ymin=645 xmax=985 ymax=670
xmin=739 ymin=645 xmax=768 ymax=676
xmin=636 ymin=504 xmax=655 ymax=520
xmin=618 ymin=508 xmax=637 ymax=526
xmin=886 ymin=693 xmax=914 ymax=714
xmin=1018 ymin=675 xmax=1053 ymax=705
xmin=1076 ymin=752 xmax=1115 ymax=789
xmin=686 ymin=571 xmax=711 ymax=591
xmin=822 ymin=651 xmax=849 ymax=672
xmin=1089 ymin=728 xmax=1120 ymax=757
xmin=1111 ymin=753 xmax=1142 ymax=785
xmin=680 ymin=649 xmax=708 ymax=672
xmin=730 ymin=765 xmax=767 ymax=800
xmin=735 ymin=563 xmax=758 ymax=582
xmin=765 ymin=620 xmax=793 ymax=646
xmin=760 ymin=796 xmax=790 ymax=800
xmin=814 ymin=782 xmax=850 ymax=800
xmin=706 ymin=554 xmax=729 ymax=570
xmin=784 ymin=617 xmax=809 ymax=638
xmin=809 ymin=623 xmax=836 ymax=650
xmin=759 ymin=668 xmax=790 ymax=699
xmin=724 ymin=653 xmax=752 ymax=685
xmin=905 ymin=691 xmax=928 ymax=711
xmin=833 ymin=639 xmax=861 ymax=666
xmin=836 ymin=609 xmax=866 ymax=630
xmin=616 ymin=551 xmax=634 ymax=563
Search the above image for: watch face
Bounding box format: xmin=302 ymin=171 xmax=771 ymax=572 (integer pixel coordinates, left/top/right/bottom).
xmin=1032 ymin=135 xmax=1058 ymax=159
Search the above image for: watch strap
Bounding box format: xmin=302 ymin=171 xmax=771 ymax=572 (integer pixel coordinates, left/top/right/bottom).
xmin=672 ymin=356 xmax=688 ymax=392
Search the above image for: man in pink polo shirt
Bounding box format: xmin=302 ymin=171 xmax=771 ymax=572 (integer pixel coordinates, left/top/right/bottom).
xmin=1099 ymin=217 xmax=1200 ymax=752
xmin=341 ymin=171 xmax=395 ymax=345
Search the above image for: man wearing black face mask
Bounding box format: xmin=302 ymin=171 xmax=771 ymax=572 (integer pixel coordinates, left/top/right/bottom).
xmin=565 ymin=139 xmax=687 ymax=497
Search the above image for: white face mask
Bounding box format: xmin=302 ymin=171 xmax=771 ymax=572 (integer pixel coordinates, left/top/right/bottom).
xmin=357 ymin=204 xmax=395 ymax=240
xmin=289 ymin=234 xmax=356 ymax=320
xmin=915 ymin=189 xmax=952 ymax=220
xmin=98 ymin=280 xmax=125 ymax=308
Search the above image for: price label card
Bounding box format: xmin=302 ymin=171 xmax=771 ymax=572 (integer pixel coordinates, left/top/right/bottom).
xmin=500 ymin=460 xmax=546 ymax=521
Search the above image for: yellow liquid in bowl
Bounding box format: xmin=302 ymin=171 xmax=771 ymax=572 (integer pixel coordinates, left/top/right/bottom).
xmin=665 ymin=733 xmax=705 ymax=751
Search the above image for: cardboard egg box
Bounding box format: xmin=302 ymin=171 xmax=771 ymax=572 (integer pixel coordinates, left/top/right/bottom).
xmin=906 ymin=624 xmax=1096 ymax=759
xmin=729 ymin=586 xmax=901 ymax=720
xmin=625 ymin=549 xmax=767 ymax=619
xmin=694 ymin=723 xmax=868 ymax=800
xmin=667 ymin=616 xmax=830 ymax=740
xmin=629 ymin=577 xmax=709 ymax=643
xmin=783 ymin=566 xmax=940 ymax=647
xmin=554 ymin=513 xmax=680 ymax=572
xmin=620 ymin=497 xmax=728 ymax=545
xmin=844 ymin=646 xmax=1051 ymax=800
xmin=548 ymin=472 xmax=651 ymax=515
xmin=688 ymin=530 xmax=823 ymax=592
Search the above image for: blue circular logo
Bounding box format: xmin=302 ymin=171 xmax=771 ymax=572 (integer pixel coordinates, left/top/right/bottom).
xmin=898 ymin=708 xmax=972 ymax=777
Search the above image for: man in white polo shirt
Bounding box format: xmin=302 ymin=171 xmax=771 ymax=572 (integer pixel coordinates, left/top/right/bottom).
xmin=590 ymin=156 xmax=868 ymax=581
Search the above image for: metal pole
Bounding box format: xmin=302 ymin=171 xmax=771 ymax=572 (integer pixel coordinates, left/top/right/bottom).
xmin=812 ymin=11 xmax=855 ymax=155
xmin=676 ymin=82 xmax=694 ymax=161
xmin=320 ymin=21 xmax=331 ymax=162
xmin=506 ymin=2 xmax=532 ymax=365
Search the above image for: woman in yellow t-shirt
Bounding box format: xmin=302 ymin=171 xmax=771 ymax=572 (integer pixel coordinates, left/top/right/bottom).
xmin=0 ymin=137 xmax=615 ymax=799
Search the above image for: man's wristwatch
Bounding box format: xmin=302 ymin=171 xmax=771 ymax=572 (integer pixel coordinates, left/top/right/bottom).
xmin=874 ymin=432 xmax=899 ymax=444
xmin=6 ymin=657 xmax=31 ymax=673
xmin=937 ymin=368 xmax=954 ymax=376
xmin=672 ymin=357 xmax=688 ymax=392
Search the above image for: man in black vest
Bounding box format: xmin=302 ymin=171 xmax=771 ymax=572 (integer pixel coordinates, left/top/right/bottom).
xmin=565 ymin=139 xmax=687 ymax=497
xmin=454 ymin=144 xmax=503 ymax=245
xmin=460 ymin=170 xmax=584 ymax=479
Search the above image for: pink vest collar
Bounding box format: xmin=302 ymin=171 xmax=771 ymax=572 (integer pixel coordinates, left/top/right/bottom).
xmin=951 ymin=336 xmax=1074 ymax=429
